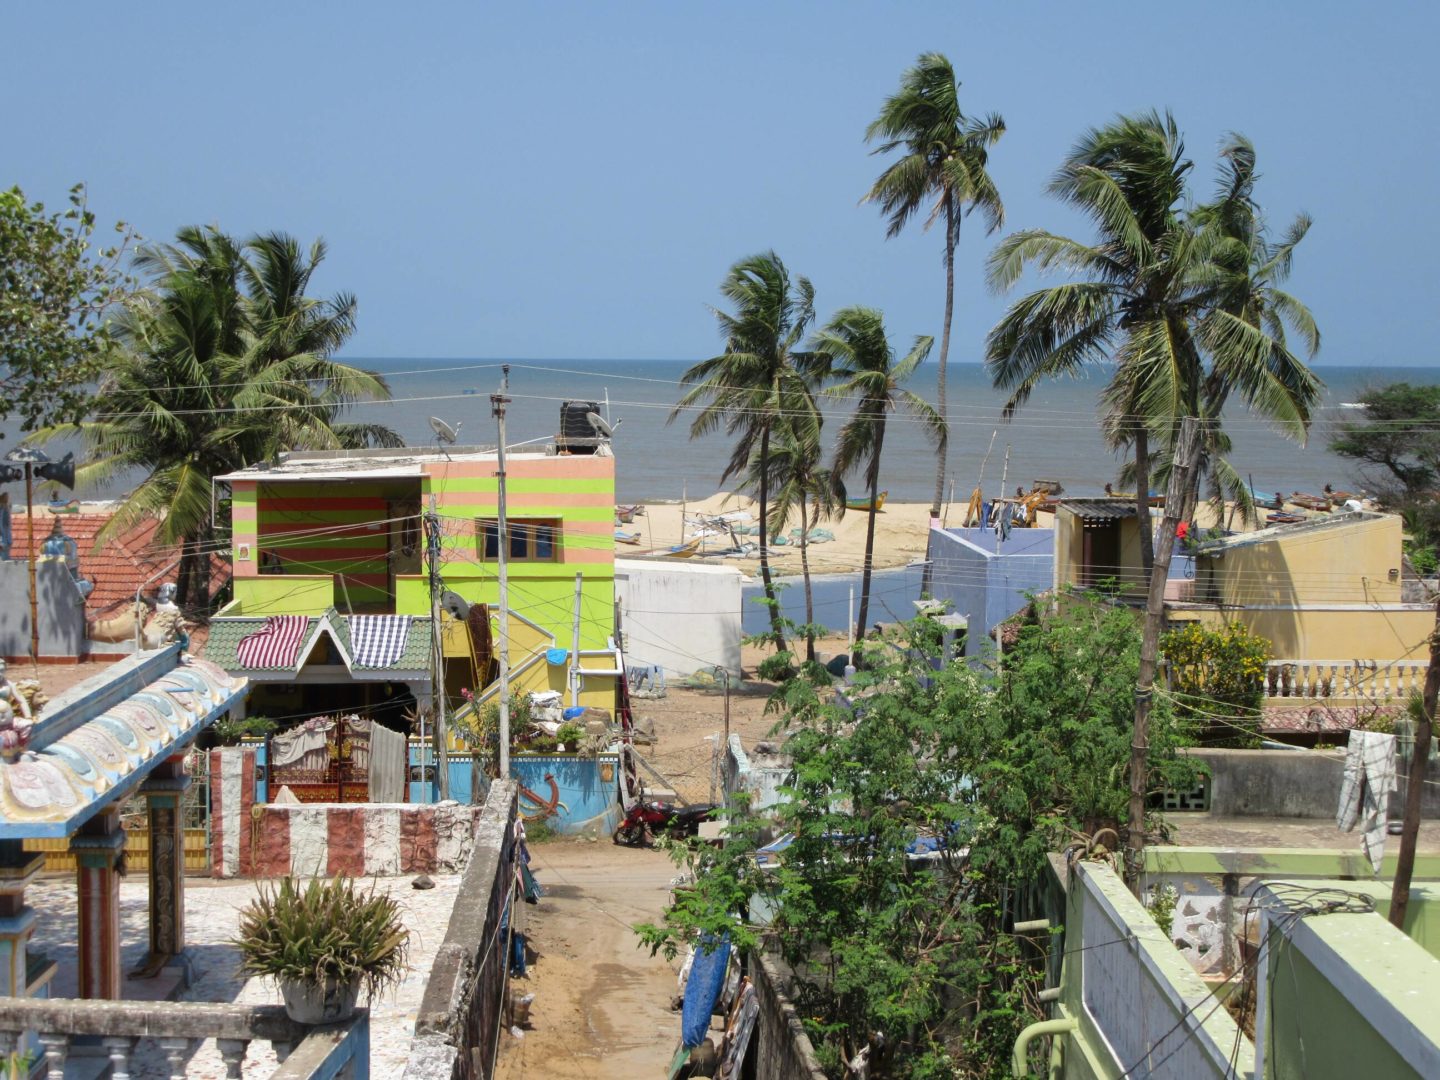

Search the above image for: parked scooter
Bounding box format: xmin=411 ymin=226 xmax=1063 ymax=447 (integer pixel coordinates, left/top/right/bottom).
xmin=612 ymin=799 xmax=717 ymax=846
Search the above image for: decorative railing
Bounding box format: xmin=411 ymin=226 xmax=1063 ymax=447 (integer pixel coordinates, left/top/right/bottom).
xmin=0 ymin=998 xmax=369 ymax=1080
xmin=1263 ymin=659 xmax=1428 ymax=702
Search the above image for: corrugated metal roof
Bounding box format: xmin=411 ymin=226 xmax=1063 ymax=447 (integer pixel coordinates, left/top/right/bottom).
xmin=1059 ymin=499 xmax=1138 ymax=522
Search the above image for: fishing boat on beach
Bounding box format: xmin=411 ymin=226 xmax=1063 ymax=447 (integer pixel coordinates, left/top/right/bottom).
xmin=614 ymin=530 xmax=642 ymax=545
xmin=636 ymin=536 xmax=703 ymax=558
xmin=846 ymin=490 xmax=887 ymax=513
xmin=615 ymin=504 xmax=643 ymax=523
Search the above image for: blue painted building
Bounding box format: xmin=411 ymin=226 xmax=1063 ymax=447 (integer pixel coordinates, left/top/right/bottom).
xmin=923 ymin=526 xmax=1055 ymax=658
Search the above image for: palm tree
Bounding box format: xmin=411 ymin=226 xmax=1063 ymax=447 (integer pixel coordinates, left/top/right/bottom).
xmin=739 ymin=402 xmax=840 ymax=664
xmin=865 ymin=52 xmax=1004 ymax=521
xmin=672 ymin=252 xmax=819 ymax=651
xmin=43 ymin=226 xmax=399 ymax=608
xmin=1180 ymin=135 xmax=1322 ymax=523
xmin=813 ymin=307 xmax=941 ymax=645
xmin=987 ymin=115 xmax=1321 ymax=571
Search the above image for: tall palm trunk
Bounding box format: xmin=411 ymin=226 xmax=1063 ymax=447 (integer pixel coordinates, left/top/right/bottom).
xmin=930 ymin=199 xmax=955 ymax=520
xmin=176 ymin=532 xmax=210 ymax=612
xmin=799 ymin=497 xmax=815 ymax=662
xmin=757 ymin=424 xmax=785 ymax=651
xmin=856 ymin=422 xmax=886 ymax=645
xmin=1134 ymin=424 xmax=1154 ymax=582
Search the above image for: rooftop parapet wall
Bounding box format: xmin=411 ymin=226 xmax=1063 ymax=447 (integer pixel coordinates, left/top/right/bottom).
xmin=1255 ymin=880 xmax=1440 ymax=1079
xmin=1056 ymin=860 xmax=1254 ymax=1079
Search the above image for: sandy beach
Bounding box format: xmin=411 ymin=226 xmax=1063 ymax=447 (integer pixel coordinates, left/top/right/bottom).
xmin=618 ymin=488 xmax=1358 ymax=578
xmin=621 ymin=491 xmax=976 ymax=576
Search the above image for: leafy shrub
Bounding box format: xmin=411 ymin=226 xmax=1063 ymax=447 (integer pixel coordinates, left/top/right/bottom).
xmin=555 ymin=722 xmax=583 ymax=747
xmin=639 ymin=596 xmax=1198 ymax=1076
xmin=233 ymin=876 xmax=410 ymax=1000
xmin=212 ymin=714 xmax=277 ymax=746
xmin=1162 ymin=622 xmax=1269 ymax=747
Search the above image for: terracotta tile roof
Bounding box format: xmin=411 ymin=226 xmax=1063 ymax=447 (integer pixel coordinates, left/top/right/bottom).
xmin=7 ymin=510 xmax=229 ymax=617
xmin=1260 ymin=703 xmax=1404 ymax=734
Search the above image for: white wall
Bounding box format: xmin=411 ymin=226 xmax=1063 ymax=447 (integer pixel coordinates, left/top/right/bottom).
xmin=616 ymin=558 xmax=741 ymax=678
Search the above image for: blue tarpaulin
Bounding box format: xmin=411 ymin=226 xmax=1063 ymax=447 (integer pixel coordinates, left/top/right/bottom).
xmin=681 ymin=934 xmax=731 ymax=1048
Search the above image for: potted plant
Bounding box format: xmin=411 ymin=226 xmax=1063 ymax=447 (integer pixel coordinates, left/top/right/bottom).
xmin=234 ymin=876 xmax=410 ymax=1024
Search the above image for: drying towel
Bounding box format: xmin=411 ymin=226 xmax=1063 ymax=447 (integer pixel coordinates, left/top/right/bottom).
xmin=235 ymin=615 xmax=309 ymax=668
xmin=1337 ymin=729 xmax=1397 ymax=874
xmin=350 ymin=615 xmax=413 ymax=668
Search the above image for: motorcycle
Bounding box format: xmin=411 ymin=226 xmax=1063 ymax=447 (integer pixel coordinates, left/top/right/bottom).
xmin=612 ymin=799 xmax=717 ymax=847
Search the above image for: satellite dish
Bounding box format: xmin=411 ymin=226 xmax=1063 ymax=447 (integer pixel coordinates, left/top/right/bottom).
xmin=429 ymin=416 xmax=460 ymax=444
xmin=441 ymin=590 xmax=471 ymax=620
xmin=586 ymin=411 xmax=621 ymax=439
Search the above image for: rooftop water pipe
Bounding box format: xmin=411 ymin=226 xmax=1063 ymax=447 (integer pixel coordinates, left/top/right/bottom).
xmin=1011 ymin=1017 xmax=1076 ymax=1079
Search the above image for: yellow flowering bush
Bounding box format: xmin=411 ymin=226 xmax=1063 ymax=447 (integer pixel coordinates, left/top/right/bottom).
xmin=1161 ymin=621 xmax=1270 ymax=746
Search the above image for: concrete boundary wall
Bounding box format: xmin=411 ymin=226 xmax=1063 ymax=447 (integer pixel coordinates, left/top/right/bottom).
xmin=405 ymin=780 xmax=518 ymax=1080
xmin=1184 ymin=747 xmax=1440 ymax=819
xmin=747 ymin=951 xmax=827 ymax=1080
xmin=208 ymin=746 xmax=483 ymax=878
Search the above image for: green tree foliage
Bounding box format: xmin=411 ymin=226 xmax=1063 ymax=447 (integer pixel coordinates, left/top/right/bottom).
xmin=638 ymin=595 xmax=1197 ymax=1078
xmin=1331 ymin=383 xmax=1440 ymax=559
xmin=1160 ymin=621 xmax=1268 ymax=747
xmin=1332 ymin=383 xmax=1440 ymax=508
xmin=814 ymin=307 xmax=942 ymax=645
xmin=36 ymin=226 xmax=398 ymax=607
xmin=0 ymin=184 xmax=134 ymax=441
xmin=673 ymin=252 xmax=822 ymax=650
xmin=865 ymin=53 xmax=1005 ymax=519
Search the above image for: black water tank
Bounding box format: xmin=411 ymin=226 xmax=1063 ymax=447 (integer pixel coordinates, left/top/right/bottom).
xmin=560 ymin=401 xmax=601 ymax=440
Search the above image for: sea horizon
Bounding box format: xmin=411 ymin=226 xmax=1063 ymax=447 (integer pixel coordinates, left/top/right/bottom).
xmin=7 ymin=358 xmax=1438 ymax=505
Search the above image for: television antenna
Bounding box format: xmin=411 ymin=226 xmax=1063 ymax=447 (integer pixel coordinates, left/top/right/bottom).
xmin=586 ymin=411 xmax=621 ymax=440
xmin=428 ymin=416 xmax=461 ymax=458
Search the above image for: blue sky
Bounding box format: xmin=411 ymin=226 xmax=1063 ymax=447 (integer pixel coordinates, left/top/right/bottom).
xmin=5 ymin=2 xmax=1436 ymax=366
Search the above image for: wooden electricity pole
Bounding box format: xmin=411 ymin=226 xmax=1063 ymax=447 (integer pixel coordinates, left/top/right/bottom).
xmin=1127 ymin=416 xmax=1200 ymax=893
xmin=1390 ymin=593 xmax=1440 ymax=929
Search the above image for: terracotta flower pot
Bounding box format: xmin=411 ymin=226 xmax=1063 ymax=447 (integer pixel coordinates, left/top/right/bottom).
xmin=280 ymin=976 xmax=361 ymax=1024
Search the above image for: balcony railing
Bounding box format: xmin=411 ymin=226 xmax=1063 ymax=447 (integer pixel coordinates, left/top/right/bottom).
xmin=1264 ymin=659 xmax=1427 ymax=702
xmin=0 ymin=997 xmax=369 ymax=1080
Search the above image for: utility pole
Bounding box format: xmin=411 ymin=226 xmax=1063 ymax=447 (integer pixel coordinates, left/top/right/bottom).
xmin=1127 ymin=416 xmax=1200 ymax=894
xmin=570 ymin=571 xmax=583 ymax=707
xmin=426 ymin=494 xmax=449 ymax=800
xmin=1391 ymin=593 xmax=1440 ymax=929
xmin=492 ymin=365 xmax=512 ymax=779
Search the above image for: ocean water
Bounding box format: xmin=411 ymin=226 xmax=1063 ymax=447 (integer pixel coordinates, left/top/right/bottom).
xmin=4 ymin=358 xmax=1436 ymax=505
xmin=345 ymin=358 xmax=1436 ymax=503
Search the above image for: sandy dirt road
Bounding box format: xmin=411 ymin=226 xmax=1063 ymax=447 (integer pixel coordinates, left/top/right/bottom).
xmin=494 ymin=841 xmax=684 ymax=1079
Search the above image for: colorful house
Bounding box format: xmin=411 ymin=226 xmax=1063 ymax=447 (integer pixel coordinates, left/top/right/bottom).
xmin=1052 ymin=503 xmax=1433 ymax=720
xmin=205 ymin=443 xmax=622 ymax=782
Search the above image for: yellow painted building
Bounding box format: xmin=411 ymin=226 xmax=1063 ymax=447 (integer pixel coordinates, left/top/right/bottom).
xmin=1180 ymin=511 xmax=1431 ymax=663
xmin=1053 ymin=503 xmax=1432 ymax=666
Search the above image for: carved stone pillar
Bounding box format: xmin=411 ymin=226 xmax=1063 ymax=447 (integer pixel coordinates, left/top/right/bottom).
xmin=138 ymin=754 xmax=189 ymax=974
xmin=71 ymin=806 xmax=124 ymax=999
xmin=0 ymin=839 xmax=43 ymax=999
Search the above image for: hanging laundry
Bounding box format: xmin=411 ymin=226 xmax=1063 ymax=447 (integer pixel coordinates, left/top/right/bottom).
xmin=235 ymin=615 xmax=309 ymax=668
xmin=349 ymin=615 xmax=414 ymax=668
xmin=1337 ymin=729 xmax=1398 ymax=874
